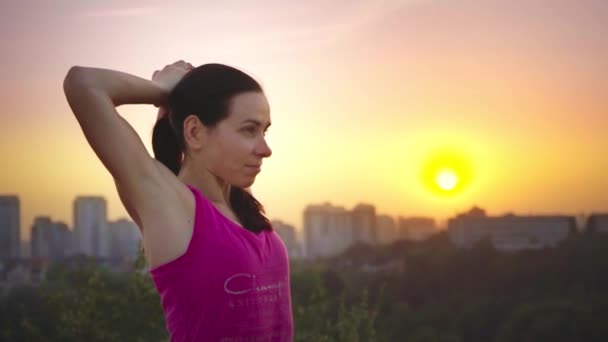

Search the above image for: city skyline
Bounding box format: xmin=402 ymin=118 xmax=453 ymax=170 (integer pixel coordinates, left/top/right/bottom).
xmin=3 ymin=192 xmax=606 ymax=242
xmin=3 ymin=191 xmax=608 ymax=262
xmin=2 ymin=194 xmax=141 ymax=261
xmin=1 ymin=0 xmax=607 ymax=241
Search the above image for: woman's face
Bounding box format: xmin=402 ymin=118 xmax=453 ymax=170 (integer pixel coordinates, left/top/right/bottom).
xmin=200 ymin=91 xmax=272 ymax=188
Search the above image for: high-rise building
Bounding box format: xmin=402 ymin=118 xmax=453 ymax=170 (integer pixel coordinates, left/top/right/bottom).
xmin=20 ymin=240 xmax=31 ymax=259
xmin=587 ymin=214 xmax=608 ymax=233
xmin=107 ymin=219 xmax=141 ymax=261
xmin=31 ymin=217 xmax=52 ymax=259
xmin=447 ymin=207 xmax=574 ymax=251
xmin=272 ymin=220 xmax=302 ymax=259
xmin=73 ymin=196 xmax=108 ymax=258
xmin=446 ymin=207 xmax=487 ymax=247
xmin=352 ymin=204 xmax=377 ymax=245
xmin=376 ymin=215 xmax=396 ymax=245
xmin=304 ymin=203 xmax=353 ymax=258
xmin=0 ymin=196 xmax=20 ymax=261
xmin=397 ymin=217 xmax=436 ymax=241
xmin=31 ymin=217 xmax=72 ymax=260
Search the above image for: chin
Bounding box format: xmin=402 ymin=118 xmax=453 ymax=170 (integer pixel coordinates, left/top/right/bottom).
xmin=232 ymin=178 xmax=255 ymax=189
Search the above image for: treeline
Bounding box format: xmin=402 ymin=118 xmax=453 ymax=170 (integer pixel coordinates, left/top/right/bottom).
xmin=2 ymin=231 xmax=608 ymax=341
xmin=295 ymin=231 xmax=608 ymax=341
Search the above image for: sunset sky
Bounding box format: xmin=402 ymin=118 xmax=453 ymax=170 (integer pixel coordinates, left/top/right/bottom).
xmin=1 ymin=0 xmax=607 ymax=240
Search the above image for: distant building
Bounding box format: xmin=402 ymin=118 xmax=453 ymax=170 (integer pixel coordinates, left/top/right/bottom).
xmin=586 ymin=214 xmax=608 ymax=233
xmin=272 ymin=220 xmax=302 ymax=259
xmin=1 ymin=258 xmax=51 ymax=290
xmin=0 ymin=196 xmax=20 ymax=261
xmin=20 ymin=241 xmax=31 ymax=259
xmin=397 ymin=217 xmax=436 ymax=241
xmin=4 ymin=262 xmax=32 ymax=287
xmin=107 ymin=219 xmax=141 ymax=261
xmin=447 ymin=207 xmax=490 ymax=248
xmin=352 ymin=204 xmax=377 ymax=245
xmin=574 ymin=213 xmax=587 ymax=232
xmin=31 ymin=217 xmax=72 ymax=261
xmin=304 ymin=203 xmax=353 ymax=259
xmin=376 ymin=215 xmax=396 ymax=245
xmin=447 ymin=207 xmax=574 ymax=251
xmin=73 ymin=196 xmax=108 ymax=258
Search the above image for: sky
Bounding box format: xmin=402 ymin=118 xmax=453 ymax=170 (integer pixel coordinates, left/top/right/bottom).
xmin=1 ymin=0 xmax=607 ymax=240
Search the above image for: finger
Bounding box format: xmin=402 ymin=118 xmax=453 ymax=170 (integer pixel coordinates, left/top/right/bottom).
xmin=152 ymin=70 xmax=159 ymax=78
xmin=156 ymin=106 xmax=169 ymax=120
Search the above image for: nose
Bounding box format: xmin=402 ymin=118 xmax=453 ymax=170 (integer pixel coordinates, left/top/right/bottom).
xmin=255 ymin=137 xmax=272 ymax=158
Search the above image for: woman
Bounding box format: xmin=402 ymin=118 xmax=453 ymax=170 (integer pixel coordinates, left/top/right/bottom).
xmin=63 ymin=61 xmax=294 ymax=341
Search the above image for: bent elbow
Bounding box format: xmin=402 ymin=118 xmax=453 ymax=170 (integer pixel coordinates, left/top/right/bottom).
xmin=63 ymin=66 xmax=91 ymax=95
xmin=63 ymin=66 xmax=99 ymax=119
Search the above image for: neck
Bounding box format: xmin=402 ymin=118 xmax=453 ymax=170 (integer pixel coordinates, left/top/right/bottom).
xmin=177 ymin=159 xmax=231 ymax=206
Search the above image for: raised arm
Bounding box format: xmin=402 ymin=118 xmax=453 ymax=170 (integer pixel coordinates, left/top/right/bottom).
xmin=63 ymin=63 xmax=188 ymax=182
xmin=62 ymin=61 xmax=191 ymax=225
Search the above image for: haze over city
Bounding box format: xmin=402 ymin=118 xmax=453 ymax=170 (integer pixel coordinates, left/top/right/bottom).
xmin=1 ymin=0 xmax=607 ymax=241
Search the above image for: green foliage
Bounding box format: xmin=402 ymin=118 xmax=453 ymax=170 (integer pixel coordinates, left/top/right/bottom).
xmin=495 ymin=299 xmax=608 ymax=342
xmin=2 ymin=232 xmax=608 ymax=341
xmin=0 ymin=285 xmax=57 ymax=342
xmin=291 ymin=265 xmax=380 ymax=341
xmin=1 ymin=254 xmax=166 ymax=342
xmin=44 ymin=265 xmax=166 ymax=342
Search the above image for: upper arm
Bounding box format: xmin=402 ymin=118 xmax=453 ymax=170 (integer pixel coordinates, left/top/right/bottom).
xmin=63 ymin=67 xmax=163 ymax=199
xmin=115 ymin=180 xmax=143 ymax=229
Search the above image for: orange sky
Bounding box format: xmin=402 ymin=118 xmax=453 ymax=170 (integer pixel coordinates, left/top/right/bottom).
xmin=1 ymin=0 xmax=607 ymax=240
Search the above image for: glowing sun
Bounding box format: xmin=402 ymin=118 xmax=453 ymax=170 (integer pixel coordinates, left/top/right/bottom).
xmin=435 ymin=169 xmax=459 ymax=191
xmin=420 ymin=150 xmax=473 ymax=197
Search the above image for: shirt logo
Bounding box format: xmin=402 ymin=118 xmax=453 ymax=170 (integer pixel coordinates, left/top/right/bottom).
xmin=223 ymin=272 xmax=286 ymax=295
xmin=224 ymin=273 xmax=256 ymax=295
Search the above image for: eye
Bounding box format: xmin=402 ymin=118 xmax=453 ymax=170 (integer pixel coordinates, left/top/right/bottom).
xmin=242 ymin=126 xmax=257 ymax=136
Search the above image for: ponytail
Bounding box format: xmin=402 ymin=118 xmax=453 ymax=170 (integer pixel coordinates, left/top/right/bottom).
xmin=230 ymin=187 xmax=272 ymax=233
xmin=152 ymin=116 xmax=182 ymax=175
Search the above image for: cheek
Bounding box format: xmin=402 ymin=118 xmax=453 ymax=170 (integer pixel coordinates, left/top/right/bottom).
xmin=217 ymin=134 xmax=253 ymax=167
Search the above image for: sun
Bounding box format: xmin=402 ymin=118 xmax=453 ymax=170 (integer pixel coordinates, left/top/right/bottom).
xmin=435 ymin=169 xmax=459 ymax=191
xmin=420 ymin=149 xmax=473 ymax=197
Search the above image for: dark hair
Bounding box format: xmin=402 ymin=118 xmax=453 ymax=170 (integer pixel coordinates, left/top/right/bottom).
xmin=152 ymin=63 xmax=271 ymax=233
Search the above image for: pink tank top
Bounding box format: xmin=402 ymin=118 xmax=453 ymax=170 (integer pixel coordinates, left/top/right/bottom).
xmin=149 ymin=185 xmax=294 ymax=341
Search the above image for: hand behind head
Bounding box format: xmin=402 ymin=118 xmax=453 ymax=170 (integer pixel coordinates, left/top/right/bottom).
xmin=152 ymin=60 xmax=195 ymax=94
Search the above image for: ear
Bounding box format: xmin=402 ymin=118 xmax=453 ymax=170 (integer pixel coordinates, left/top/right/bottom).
xmin=183 ymin=114 xmax=207 ymax=150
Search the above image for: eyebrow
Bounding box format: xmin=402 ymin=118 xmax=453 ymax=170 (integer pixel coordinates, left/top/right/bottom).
xmin=242 ymin=119 xmax=271 ymax=129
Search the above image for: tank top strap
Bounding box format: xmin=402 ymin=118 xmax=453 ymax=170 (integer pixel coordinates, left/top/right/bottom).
xmin=149 ymin=184 xmax=211 ymax=275
xmin=184 ymin=184 xmax=220 ymax=239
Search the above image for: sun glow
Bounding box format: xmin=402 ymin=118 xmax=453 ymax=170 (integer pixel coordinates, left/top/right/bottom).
xmin=421 ymin=149 xmax=474 ymax=197
xmin=435 ymin=169 xmax=459 ymax=191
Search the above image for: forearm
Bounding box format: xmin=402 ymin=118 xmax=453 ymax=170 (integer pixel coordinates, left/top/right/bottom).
xmin=64 ymin=66 xmax=167 ymax=107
